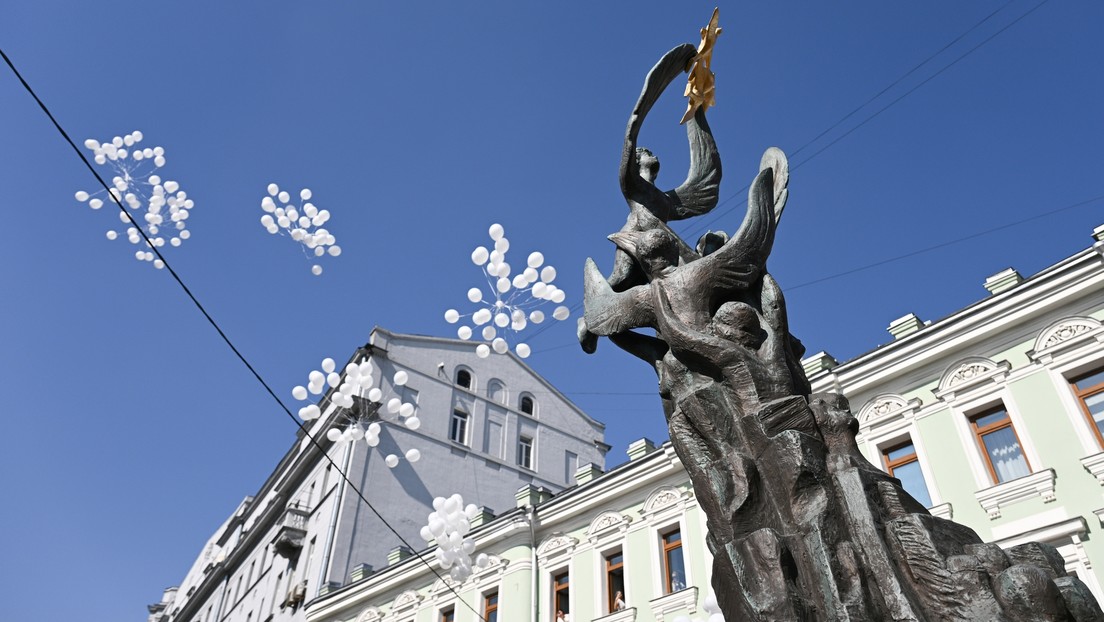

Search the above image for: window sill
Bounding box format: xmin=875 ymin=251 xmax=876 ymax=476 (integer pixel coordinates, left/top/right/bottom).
xmin=592 ymin=607 xmax=636 ymax=622
xmin=975 ymin=468 xmax=1056 ymax=519
xmin=1080 ymin=451 xmax=1104 ymax=485
xmin=649 ymin=586 xmax=697 ymax=620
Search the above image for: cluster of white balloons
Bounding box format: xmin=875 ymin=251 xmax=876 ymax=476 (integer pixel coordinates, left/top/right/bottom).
xmin=292 ymin=357 xmax=421 ymax=468
xmin=672 ymin=590 xmax=725 ymax=622
xmin=420 ymin=494 xmax=492 ymax=582
xmin=445 ymin=224 xmax=571 ymax=359
xmin=260 ymin=183 xmax=340 ymax=276
xmin=75 ymin=132 xmax=194 ymax=269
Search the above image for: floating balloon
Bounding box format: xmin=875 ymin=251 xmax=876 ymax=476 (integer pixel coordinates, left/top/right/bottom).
xmin=446 ymin=224 xmax=572 ymax=359
xmin=420 ymin=493 xmax=493 ymax=582
xmin=76 ymin=131 xmax=195 ymax=267
xmin=260 ymin=183 xmax=340 ymax=275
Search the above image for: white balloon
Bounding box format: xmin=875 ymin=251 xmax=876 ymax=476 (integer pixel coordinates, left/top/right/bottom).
xmin=529 ymin=310 xmax=545 ymax=323
xmin=527 ymin=251 xmax=544 ymax=268
xmin=511 ymin=317 xmax=527 ymax=331
xmin=488 ymin=223 xmax=504 ymax=240
xmin=75 ymin=191 xmax=89 ymax=202
xmin=311 ymin=265 xmax=323 ymax=276
xmin=457 ymin=326 xmax=473 ymax=340
xmin=405 ymin=416 xmax=421 ymax=430
xmin=467 ymin=288 xmax=482 ymax=303
xmin=541 ymin=266 xmax=557 ymax=282
xmin=154 ymin=155 xmax=166 ymax=167
xmin=349 ymin=426 xmax=365 ymax=440
xmin=476 ymin=344 xmax=490 ymax=358
xmin=492 ymin=338 xmax=508 ymax=354
xmin=553 ymin=306 xmax=570 ymax=320
xmin=394 ymin=370 xmax=409 ymax=386
xmin=326 ymin=428 xmax=342 ymax=442
xmin=105 ymin=231 xmax=118 ymax=241
xmin=368 ymin=387 xmax=382 ymax=402
xmin=314 ymin=246 xmax=325 ymax=257
xmin=552 ymin=289 xmax=567 ymax=304
xmin=471 ymin=246 xmax=489 ymax=265
xmin=494 ymin=237 xmax=509 ymax=254
xmin=482 ymin=326 xmax=496 ymax=340
xmin=300 ymin=188 xmax=312 ymax=200
xmin=89 ymin=198 xmax=103 ymax=210
xmin=301 ymin=405 xmax=321 ymax=420
xmin=497 ymin=262 xmax=511 ymax=278
xmin=516 ymin=343 xmax=531 ymax=358
xmin=473 ymin=309 xmax=492 ymax=325
xmin=405 ymin=448 xmax=421 ymax=462
xmin=494 ymin=313 xmax=510 ymax=328
xmin=420 ymin=525 xmax=434 ymax=541
xmin=512 ymin=274 xmax=528 ymax=289
xmin=385 ymin=454 xmax=399 ymax=468
xmin=400 ymin=403 xmax=415 ymax=418
xmin=327 ymin=245 xmax=341 ymax=257
xmin=327 ymin=372 xmax=341 ymax=387
xmin=322 ymin=358 xmax=336 ymax=373
xmin=292 ymin=386 xmax=308 ymax=401
xmin=531 ymin=282 xmax=547 ymax=298
xmin=445 ymin=309 xmax=460 ymax=323
xmin=385 ymin=398 xmax=400 ymax=414
xmin=277 ymin=190 xmax=290 ymax=203
xmin=365 ymin=433 xmax=379 ymax=447
xmin=84 ymin=139 xmax=99 ymax=149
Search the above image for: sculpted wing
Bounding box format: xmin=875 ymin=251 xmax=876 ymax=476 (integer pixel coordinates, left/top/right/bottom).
xmin=583 ymin=258 xmax=656 ymax=335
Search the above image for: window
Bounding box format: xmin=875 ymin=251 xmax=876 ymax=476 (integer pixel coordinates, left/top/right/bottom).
xmin=661 ymin=528 xmax=686 ymax=594
xmin=970 ymin=406 xmax=1031 ymax=484
xmin=456 ymin=369 xmax=472 ymax=389
xmin=520 ymin=395 xmax=535 ymax=415
xmin=605 ymin=551 xmax=625 ymax=613
xmin=553 ymin=570 xmax=570 ymax=618
xmin=881 ymin=440 xmax=932 ymax=507
xmin=450 ymin=410 xmax=469 ymax=444
xmin=518 ymin=435 xmax=534 ymax=469
xmin=1072 ymin=367 xmax=1104 ymax=447
xmin=484 ymin=592 xmax=499 ymax=622
xmin=440 ymin=607 xmax=455 ymax=622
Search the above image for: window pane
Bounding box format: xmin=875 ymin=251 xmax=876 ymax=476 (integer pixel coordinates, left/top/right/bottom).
xmin=973 ymin=409 xmax=1009 ymax=429
xmin=663 ymin=530 xmax=682 ymax=546
xmin=1085 ymin=392 xmax=1104 ymax=437
xmin=884 ymin=443 xmax=915 ymax=462
xmin=665 ymin=544 xmax=685 ymax=592
xmin=980 ymin=426 xmax=1030 ymax=483
xmin=891 ymin=460 xmax=932 ymax=507
xmin=1074 ymin=369 xmax=1104 ymax=392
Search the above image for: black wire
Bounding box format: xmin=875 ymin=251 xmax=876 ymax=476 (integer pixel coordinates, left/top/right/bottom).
xmin=0 ymin=47 xmax=486 ymax=622
xmin=685 ymin=0 xmax=1049 ymax=241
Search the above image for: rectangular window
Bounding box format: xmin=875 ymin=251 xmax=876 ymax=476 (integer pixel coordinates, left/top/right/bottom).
xmin=553 ymin=570 xmax=571 ymax=618
xmin=440 ymin=607 xmax=455 ymax=622
xmin=1072 ymin=367 xmax=1104 ymax=447
xmin=450 ymin=410 xmax=469 ymax=444
xmin=518 ymin=435 xmax=534 ymax=469
xmin=605 ymin=551 xmax=625 ymax=613
xmin=484 ymin=591 xmax=499 ymax=622
xmin=661 ymin=528 xmax=686 ymax=594
xmin=970 ymin=406 xmax=1031 ymax=483
xmin=882 ymin=440 xmax=932 ymax=507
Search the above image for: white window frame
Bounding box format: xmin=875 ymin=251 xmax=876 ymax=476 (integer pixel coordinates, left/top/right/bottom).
xmin=449 ymin=410 xmax=470 ymax=445
xmin=855 ymin=393 xmax=942 ymax=508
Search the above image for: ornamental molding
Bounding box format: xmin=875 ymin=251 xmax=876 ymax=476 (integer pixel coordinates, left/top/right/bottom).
xmin=430 ymin=575 xmax=462 ymax=597
xmin=536 ymin=533 xmax=577 ymax=560
xmin=935 ymin=357 xmax=1011 ymax=402
xmin=975 ymin=468 xmax=1057 ymax=520
xmin=355 ymin=607 xmax=383 ymax=622
xmin=1081 ymin=452 xmax=1104 ymax=486
xmin=391 ymin=590 xmax=422 ymax=613
xmin=857 ymin=393 xmax=923 ymax=425
xmin=1028 ymin=316 xmax=1104 ymax=364
xmin=640 ymin=486 xmax=691 ymax=520
xmin=649 ymin=586 xmax=698 ymax=622
xmin=587 ymin=511 xmax=632 ymax=540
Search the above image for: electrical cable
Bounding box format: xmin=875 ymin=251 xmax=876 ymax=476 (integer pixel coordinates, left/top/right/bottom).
xmin=0 ymin=47 xmax=487 ymax=622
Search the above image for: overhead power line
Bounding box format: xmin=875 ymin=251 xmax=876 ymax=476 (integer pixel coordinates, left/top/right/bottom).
xmin=0 ymin=47 xmax=487 ymax=622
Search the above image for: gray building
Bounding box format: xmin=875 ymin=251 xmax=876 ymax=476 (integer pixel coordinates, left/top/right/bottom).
xmin=150 ymin=327 xmax=607 ymax=622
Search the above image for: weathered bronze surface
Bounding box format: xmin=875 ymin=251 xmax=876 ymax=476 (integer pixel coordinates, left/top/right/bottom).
xmin=581 ymin=35 xmax=1104 ymax=621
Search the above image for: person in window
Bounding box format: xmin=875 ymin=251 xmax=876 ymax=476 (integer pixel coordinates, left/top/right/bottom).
xmin=555 ymin=611 xmax=566 ymax=622
xmin=670 ymin=569 xmax=685 ymax=591
xmin=613 ymin=591 xmax=626 ymax=611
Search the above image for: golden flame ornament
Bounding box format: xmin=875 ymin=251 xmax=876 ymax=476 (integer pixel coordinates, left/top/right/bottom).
xmin=681 ymin=8 xmax=722 ymax=124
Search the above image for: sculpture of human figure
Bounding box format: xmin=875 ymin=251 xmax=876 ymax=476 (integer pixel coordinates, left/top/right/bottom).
xmin=579 ymin=42 xmax=721 ymax=353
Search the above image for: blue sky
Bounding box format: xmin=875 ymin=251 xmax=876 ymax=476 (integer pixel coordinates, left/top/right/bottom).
xmin=2 ymin=2 xmax=1102 ymax=620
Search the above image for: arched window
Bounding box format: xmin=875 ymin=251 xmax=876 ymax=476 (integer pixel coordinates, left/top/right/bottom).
xmin=456 ymin=369 xmax=472 ymax=390
xmin=520 ymin=395 xmax=535 ymax=415
xmin=488 ymin=379 xmax=507 ymax=404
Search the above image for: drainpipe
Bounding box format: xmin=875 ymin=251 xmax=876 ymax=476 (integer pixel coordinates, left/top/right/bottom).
xmin=316 ymin=438 xmax=355 ymax=596
xmin=527 ymin=505 xmax=538 ymax=622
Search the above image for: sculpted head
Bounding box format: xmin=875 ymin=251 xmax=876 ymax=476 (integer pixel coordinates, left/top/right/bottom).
xmin=636 ymin=147 xmax=660 ymax=183
xmin=710 ymin=301 xmax=765 ymax=350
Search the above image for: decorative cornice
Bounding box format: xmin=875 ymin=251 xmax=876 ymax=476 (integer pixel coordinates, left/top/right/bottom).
xmin=975 ymin=469 xmax=1057 ymax=519
xmin=354 ymin=606 xmax=383 ymax=622
xmin=640 ymin=486 xmax=690 ymax=519
xmin=391 ymin=589 xmax=422 ymax=613
xmin=1028 ymin=316 xmax=1104 ymax=364
xmin=536 ymin=533 xmax=577 ymax=561
xmin=1081 ymin=452 xmax=1104 ymax=486
xmin=857 ymin=394 xmax=923 ymax=426
xmin=934 ymin=358 xmax=1011 ymax=402
xmin=586 ymin=510 xmax=632 ymax=543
